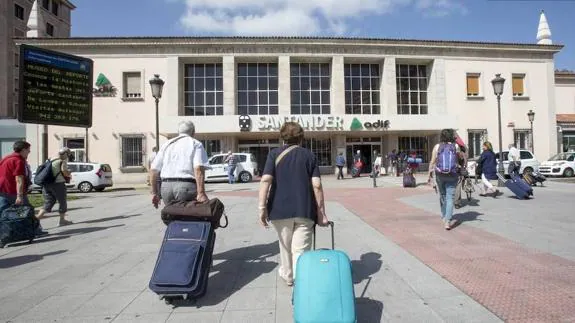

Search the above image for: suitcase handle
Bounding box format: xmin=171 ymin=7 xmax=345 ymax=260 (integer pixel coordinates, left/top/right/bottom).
xmin=312 ymin=221 xmax=334 ymax=250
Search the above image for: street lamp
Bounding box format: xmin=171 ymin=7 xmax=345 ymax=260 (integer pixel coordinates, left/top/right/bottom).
xmin=149 ymin=74 xmax=165 ymax=150
xmin=527 ymin=109 xmax=535 ymax=154
xmin=491 ymin=73 xmax=506 ymax=186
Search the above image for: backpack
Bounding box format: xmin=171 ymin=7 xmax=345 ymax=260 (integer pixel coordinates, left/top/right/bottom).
xmin=34 ymin=159 xmax=60 ymax=186
xmin=435 ymin=143 xmax=459 ymax=175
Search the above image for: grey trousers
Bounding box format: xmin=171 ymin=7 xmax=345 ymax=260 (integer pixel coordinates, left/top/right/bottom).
xmin=160 ymin=181 xmax=197 ymax=205
xmin=42 ymin=182 xmax=67 ymax=213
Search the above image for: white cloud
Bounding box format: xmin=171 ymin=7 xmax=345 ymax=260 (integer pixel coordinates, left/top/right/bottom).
xmin=176 ymin=0 xmax=466 ymax=36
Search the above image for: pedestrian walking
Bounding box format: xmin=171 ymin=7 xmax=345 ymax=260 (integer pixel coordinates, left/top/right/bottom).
xmin=476 ymin=141 xmax=500 ymax=197
xmin=36 ymin=147 xmax=73 ymax=226
xmin=387 ymin=149 xmax=398 ymax=177
xmin=508 ymin=143 xmax=521 ymax=176
xmin=224 ymin=151 xmax=238 ymax=184
xmin=0 ymin=141 xmax=32 ymax=212
xmin=335 ymin=152 xmax=346 ymax=180
xmin=146 ymin=146 xmax=158 ymax=186
xmin=428 ymin=128 xmax=461 ymax=230
xmin=149 ymin=121 xmax=209 ymax=208
xmin=258 ymin=122 xmax=330 ymax=287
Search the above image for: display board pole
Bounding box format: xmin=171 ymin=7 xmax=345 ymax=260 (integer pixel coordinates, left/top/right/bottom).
xmin=85 ymin=128 xmax=89 ymax=162
xmin=42 ymin=124 xmax=48 ymax=162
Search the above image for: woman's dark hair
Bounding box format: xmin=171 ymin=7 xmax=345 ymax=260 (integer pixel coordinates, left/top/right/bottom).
xmin=280 ymin=122 xmax=304 ymax=144
xmin=439 ymin=128 xmax=455 ymax=143
xmin=13 ymin=140 xmax=31 ymax=153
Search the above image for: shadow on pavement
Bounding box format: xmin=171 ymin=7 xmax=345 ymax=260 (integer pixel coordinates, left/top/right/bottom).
xmin=351 ymin=253 xmax=384 ymax=323
xmin=7 ymin=235 xmax=71 ymax=248
xmin=451 ymin=211 xmax=483 ymax=229
xmin=0 ymin=249 xmax=67 ymax=269
xmin=174 ymin=242 xmax=279 ymax=308
xmin=77 ymin=214 xmax=143 ymax=224
xmin=461 ymin=198 xmax=480 ymax=207
xmin=109 ymin=194 xmax=142 ymax=198
xmin=53 ymin=224 xmax=125 ymax=236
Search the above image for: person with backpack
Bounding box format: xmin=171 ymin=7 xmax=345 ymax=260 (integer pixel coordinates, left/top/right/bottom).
xmin=36 ymin=147 xmax=73 ymax=226
xmin=428 ymin=129 xmax=461 ymax=230
xmin=335 ymin=152 xmax=346 ymax=180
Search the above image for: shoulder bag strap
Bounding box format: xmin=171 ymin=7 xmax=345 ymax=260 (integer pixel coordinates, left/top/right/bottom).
xmin=275 ymin=145 xmax=298 ymax=167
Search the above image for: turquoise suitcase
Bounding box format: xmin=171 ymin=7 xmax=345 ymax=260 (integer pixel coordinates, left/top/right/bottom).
xmin=293 ymin=222 xmax=356 ymax=323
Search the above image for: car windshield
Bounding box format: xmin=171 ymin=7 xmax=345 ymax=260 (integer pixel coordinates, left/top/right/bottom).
xmin=549 ymin=153 xmax=575 ymax=161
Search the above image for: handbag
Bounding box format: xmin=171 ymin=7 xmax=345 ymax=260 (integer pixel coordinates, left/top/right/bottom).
xmin=160 ymin=198 xmax=228 ymax=228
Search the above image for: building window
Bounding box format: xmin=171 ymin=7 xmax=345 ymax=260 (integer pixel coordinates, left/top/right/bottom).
xmin=466 ymin=73 xmax=480 ymax=97
xmin=396 ymin=64 xmax=428 ymax=115
xmin=46 ymin=23 xmax=54 ymax=36
xmin=467 ymin=129 xmax=487 ymax=159
xmin=562 ymin=134 xmax=575 ymax=152
xmin=199 ymin=140 xmax=221 ymax=157
xmin=121 ymin=136 xmax=144 ymax=167
xmin=344 ymin=64 xmax=380 ymax=115
xmin=512 ymin=74 xmax=526 ymax=97
xmin=183 ymin=63 xmax=224 ymax=116
xmin=122 ymin=72 xmax=142 ymax=99
xmin=51 ymin=1 xmax=59 ymax=15
xmin=42 ymin=0 xmax=50 ymax=10
xmin=514 ymin=129 xmax=530 ymax=150
xmin=302 ymin=138 xmax=332 ymax=166
xmin=398 ymin=136 xmax=429 ymax=162
xmin=63 ymin=138 xmax=86 ymax=162
xmin=237 ymin=63 xmax=279 ymax=115
xmin=14 ymin=4 xmax=25 ymax=20
xmin=290 ymin=63 xmax=331 ymax=115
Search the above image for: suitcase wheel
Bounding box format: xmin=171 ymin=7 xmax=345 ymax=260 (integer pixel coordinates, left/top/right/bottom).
xmin=28 ymin=239 xmax=34 ymax=244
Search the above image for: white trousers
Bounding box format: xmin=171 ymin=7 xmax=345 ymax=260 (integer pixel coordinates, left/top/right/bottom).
xmin=270 ymin=217 xmax=314 ymax=283
xmin=481 ymin=174 xmax=497 ymax=194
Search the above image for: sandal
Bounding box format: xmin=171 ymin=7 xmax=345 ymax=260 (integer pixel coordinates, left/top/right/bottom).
xmin=59 ymin=219 xmax=73 ymax=227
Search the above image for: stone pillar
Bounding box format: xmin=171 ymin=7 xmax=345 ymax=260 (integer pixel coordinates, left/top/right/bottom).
xmin=382 ymin=57 xmax=396 ymax=117
xmin=278 ymin=56 xmax=291 ymax=115
xmin=165 ymin=57 xmax=179 ymax=116
xmin=331 ymin=56 xmax=345 ymax=115
xmin=428 ymin=59 xmax=447 ymax=115
xmin=223 ymin=56 xmax=235 ymax=115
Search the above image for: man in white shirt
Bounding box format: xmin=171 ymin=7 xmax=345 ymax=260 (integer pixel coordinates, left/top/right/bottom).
xmin=149 ymin=121 xmax=209 ymax=208
xmin=146 ymin=146 xmax=158 ymax=186
xmin=507 ymin=143 xmax=521 ymax=176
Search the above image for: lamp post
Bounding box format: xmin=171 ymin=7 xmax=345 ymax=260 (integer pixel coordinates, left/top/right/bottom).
xmin=527 ymin=109 xmax=535 ymax=154
xmin=491 ymin=74 xmax=506 ymax=186
xmin=149 ymin=74 xmax=165 ymax=150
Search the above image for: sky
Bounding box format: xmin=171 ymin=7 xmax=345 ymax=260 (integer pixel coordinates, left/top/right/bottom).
xmin=70 ymin=0 xmax=575 ymax=70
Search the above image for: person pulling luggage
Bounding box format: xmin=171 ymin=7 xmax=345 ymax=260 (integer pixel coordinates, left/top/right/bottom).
xmin=150 ymin=121 xmax=210 ymax=208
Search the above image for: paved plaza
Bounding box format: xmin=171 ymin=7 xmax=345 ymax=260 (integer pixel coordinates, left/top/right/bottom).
xmin=0 ymin=175 xmax=574 ymax=322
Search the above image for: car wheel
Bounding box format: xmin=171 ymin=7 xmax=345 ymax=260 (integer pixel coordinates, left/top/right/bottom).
xmin=239 ymin=171 xmax=252 ymax=183
xmin=564 ymin=168 xmax=575 ymax=178
xmin=523 ymin=167 xmax=533 ymax=175
xmin=78 ymin=181 xmax=93 ymax=193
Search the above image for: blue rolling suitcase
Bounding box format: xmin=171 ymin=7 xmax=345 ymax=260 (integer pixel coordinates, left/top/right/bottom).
xmin=293 ymin=222 xmax=356 ymax=323
xmin=498 ymin=174 xmax=532 ymax=199
xmin=149 ymin=220 xmax=215 ymax=305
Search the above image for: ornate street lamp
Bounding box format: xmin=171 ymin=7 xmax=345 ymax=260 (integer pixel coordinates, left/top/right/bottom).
xmin=527 ymin=109 xmax=535 ymax=154
xmin=149 ymin=74 xmax=165 ymax=150
xmin=491 ymin=74 xmax=506 ymax=186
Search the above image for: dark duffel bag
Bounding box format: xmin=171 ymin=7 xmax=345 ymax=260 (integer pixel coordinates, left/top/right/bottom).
xmin=0 ymin=205 xmax=39 ymax=248
xmin=161 ymin=198 xmax=228 ymax=228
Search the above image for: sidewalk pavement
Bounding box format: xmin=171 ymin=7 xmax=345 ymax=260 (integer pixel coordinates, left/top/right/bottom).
xmin=0 ymin=179 xmax=501 ymax=322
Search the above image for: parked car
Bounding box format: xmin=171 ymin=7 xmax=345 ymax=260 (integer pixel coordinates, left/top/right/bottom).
xmin=538 ymin=152 xmax=575 ymax=177
xmin=466 ymin=150 xmax=539 ymax=177
xmin=28 ymin=162 xmax=113 ymax=193
xmin=205 ymin=153 xmax=257 ymax=183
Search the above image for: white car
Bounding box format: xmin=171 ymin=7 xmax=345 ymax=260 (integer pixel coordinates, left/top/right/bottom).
xmin=538 ymin=152 xmax=575 ymax=177
xmin=466 ymin=150 xmax=540 ymax=176
xmin=206 ymin=153 xmax=257 ymax=183
xmin=29 ymin=162 xmax=113 ymax=193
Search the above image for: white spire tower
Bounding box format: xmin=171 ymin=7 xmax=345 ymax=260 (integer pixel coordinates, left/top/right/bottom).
xmin=536 ymin=10 xmax=552 ymax=45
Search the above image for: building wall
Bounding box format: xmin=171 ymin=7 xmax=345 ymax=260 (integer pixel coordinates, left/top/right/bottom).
xmin=555 ymin=80 xmax=575 ymax=114
xmin=19 ymin=38 xmax=563 ymax=182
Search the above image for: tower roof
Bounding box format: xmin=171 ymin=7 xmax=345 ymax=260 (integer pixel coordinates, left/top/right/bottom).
xmin=537 ymin=10 xmax=552 ymax=45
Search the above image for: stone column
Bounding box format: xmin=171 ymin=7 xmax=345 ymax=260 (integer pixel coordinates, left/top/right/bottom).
xmin=223 ymin=56 xmax=235 ymax=115
xmin=331 ymin=56 xmax=345 ymax=115
xmin=428 ymin=59 xmax=447 ymax=115
xmin=278 ymin=56 xmax=291 ymax=115
xmin=382 ymin=57 xmax=396 ymax=117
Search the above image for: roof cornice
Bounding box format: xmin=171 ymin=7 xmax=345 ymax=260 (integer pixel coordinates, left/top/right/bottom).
xmin=13 ymin=36 xmax=564 ymax=53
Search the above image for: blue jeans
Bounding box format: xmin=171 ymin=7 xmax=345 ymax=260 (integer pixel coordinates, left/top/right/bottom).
xmin=227 ymin=165 xmax=237 ymax=184
xmin=436 ymin=174 xmax=459 ymax=222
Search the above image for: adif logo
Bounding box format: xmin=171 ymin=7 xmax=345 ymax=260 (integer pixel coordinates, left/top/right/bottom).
xmin=239 ymin=115 xmax=251 ymax=132
xmin=350 ymin=118 xmax=363 ymax=131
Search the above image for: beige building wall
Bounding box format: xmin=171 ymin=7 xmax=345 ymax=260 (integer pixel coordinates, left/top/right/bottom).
xmin=555 ymin=73 xmax=575 ymax=115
